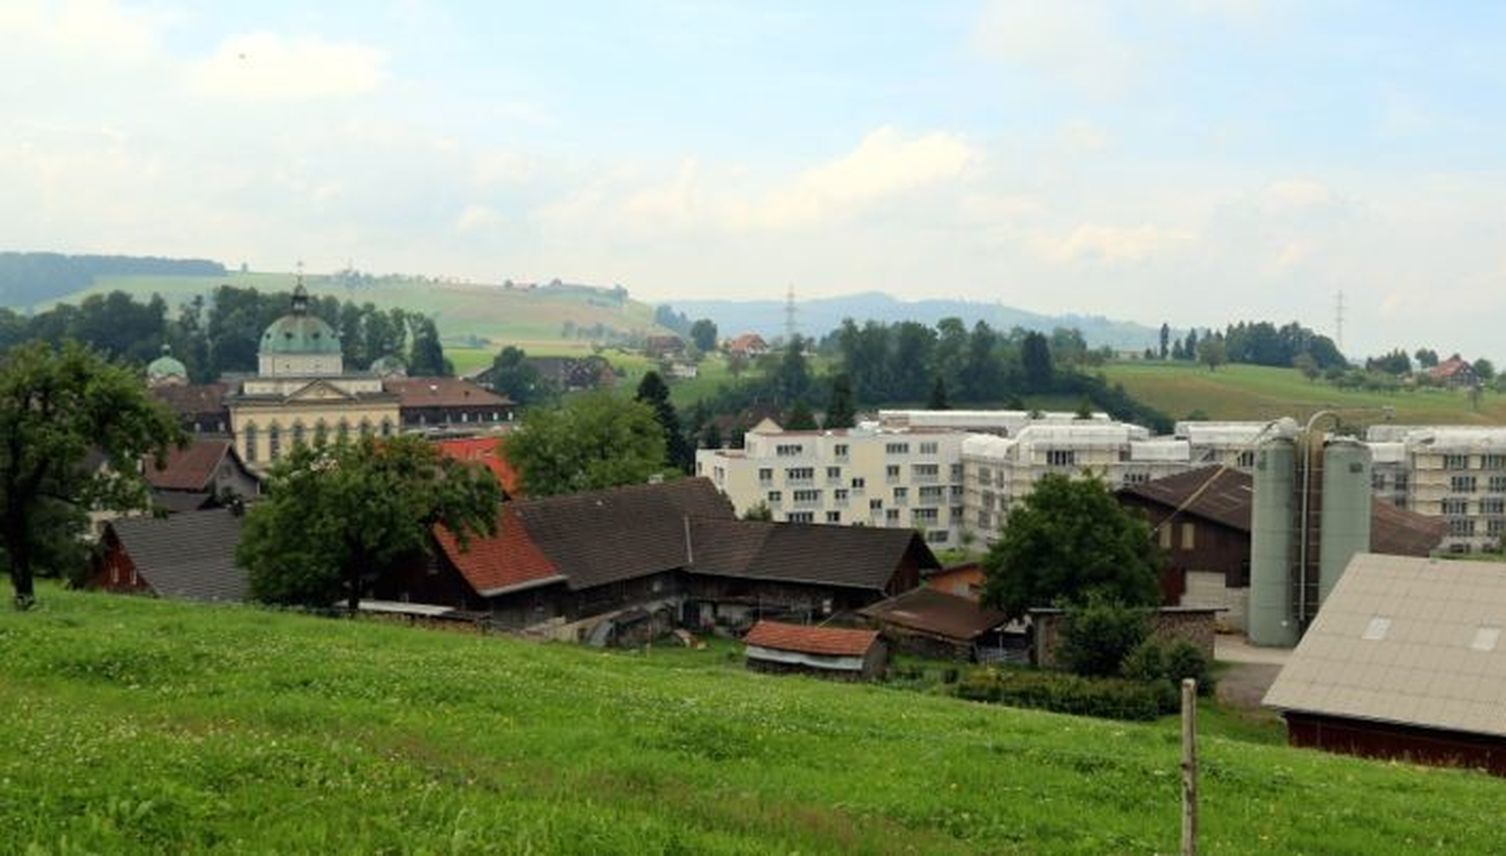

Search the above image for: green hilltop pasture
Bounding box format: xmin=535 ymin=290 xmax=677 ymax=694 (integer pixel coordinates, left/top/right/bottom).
xmin=1101 ymin=361 xmax=1506 ymax=425
xmin=1 ymin=585 xmax=1503 ymax=854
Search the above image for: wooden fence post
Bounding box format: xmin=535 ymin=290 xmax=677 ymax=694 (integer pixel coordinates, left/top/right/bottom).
xmin=1181 ymin=677 xmax=1198 ymax=856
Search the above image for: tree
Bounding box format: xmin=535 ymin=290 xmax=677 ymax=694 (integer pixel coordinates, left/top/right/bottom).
xmin=773 ymin=336 xmax=812 ymax=403
xmin=0 ymin=341 xmax=183 ymax=608
xmin=504 ymin=393 xmax=667 ymax=496
xmin=980 ymin=473 xmax=1163 ymax=618
xmin=1020 ymin=331 xmax=1053 ymax=391
xmin=1197 ymin=335 xmax=1228 ymax=371
xmin=1415 ymin=348 xmax=1439 ymax=369
xmin=1473 ymin=358 xmax=1496 ymax=383
xmin=823 ymin=374 xmax=857 ymax=429
xmin=1057 ymin=596 xmax=1151 ymax=678
xmin=407 ymin=317 xmax=450 ymax=376
xmin=1158 ymin=323 xmax=1170 ymax=360
xmin=239 ymin=435 xmax=500 ymax=612
xmin=487 ymin=346 xmax=555 ymax=406
xmin=1183 ymin=329 xmax=1199 ymax=362
xmin=636 ymin=371 xmax=691 ymax=473
xmin=727 ymin=352 xmax=748 ymax=379
xmin=701 ymin=421 xmax=723 ymax=451
xmin=741 ymin=502 xmax=773 ymax=522
xmin=785 ymin=400 xmax=818 ymax=430
xmin=1292 ymin=352 xmax=1319 ymax=382
xmin=927 ymin=376 xmax=950 ymax=410
xmin=689 ymin=318 xmax=718 ymax=353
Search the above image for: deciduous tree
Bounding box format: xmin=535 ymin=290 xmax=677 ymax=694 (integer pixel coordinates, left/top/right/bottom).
xmin=504 ymin=393 xmax=668 ymax=496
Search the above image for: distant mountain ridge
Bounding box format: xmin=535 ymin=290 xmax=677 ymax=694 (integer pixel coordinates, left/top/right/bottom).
xmin=664 ymin=291 xmax=1163 ymax=350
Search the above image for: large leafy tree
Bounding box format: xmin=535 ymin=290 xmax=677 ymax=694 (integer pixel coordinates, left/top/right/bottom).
xmin=0 ymin=341 xmax=183 ymax=608
xmin=688 ymin=318 xmax=718 ymax=353
xmin=504 ymin=393 xmax=668 ymax=497
xmin=239 ymin=435 xmax=501 ymax=612
xmin=981 ymin=473 xmax=1163 ymax=618
xmin=487 ymin=346 xmax=555 ymax=406
xmin=406 ymin=317 xmax=451 ymax=376
xmin=636 ymin=371 xmax=690 ymax=472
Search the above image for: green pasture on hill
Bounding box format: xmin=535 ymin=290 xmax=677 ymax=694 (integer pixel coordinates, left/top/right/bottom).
xmin=2 ymin=585 xmax=1504 ymax=854
xmin=1102 ymin=361 xmax=1506 ymax=425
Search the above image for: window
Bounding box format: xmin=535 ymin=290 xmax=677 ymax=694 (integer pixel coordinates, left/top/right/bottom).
xmin=785 ymin=467 xmax=814 ymax=481
xmin=360 ymin=419 xmax=372 ymax=437
xmin=758 ymin=467 xmax=773 ymax=483
xmin=337 ymin=420 xmax=350 ymax=443
xmin=1445 ymin=454 xmax=1471 ymax=470
xmin=826 ymin=466 xmax=842 ymax=480
xmin=380 ymin=419 xmax=393 ymax=437
xmin=885 ymin=509 xmax=900 ymax=523
xmin=977 ymin=466 xmax=993 ymax=485
xmin=792 ymin=489 xmax=822 ymax=504
xmin=1450 ymin=518 xmax=1476 ymax=537
xmin=292 ymin=422 xmax=306 ymax=448
xmin=1395 ymin=472 xmax=1409 ymax=492
xmin=1491 ymin=476 xmax=1506 ymax=494
xmin=892 ymin=486 xmax=909 ymax=501
xmin=951 ymin=506 xmax=964 ymax=522
xmin=885 ymin=442 xmax=910 ymax=455
xmin=1371 ymin=472 xmax=1388 ymax=491
xmin=834 ymin=444 xmax=849 ymax=457
xmin=950 ymin=485 xmax=964 ymax=498
xmin=1489 ymin=518 xmax=1506 ymax=537
xmin=1181 ymin=522 xmax=1196 ymax=550
xmin=950 ymin=464 xmax=963 ymax=481
xmin=1482 ymin=498 xmax=1506 ymax=515
xmin=833 ymin=488 xmax=849 ymax=501
xmin=918 ymin=485 xmax=945 ymax=502
xmin=1443 ymin=498 xmax=1470 ymax=515
xmin=767 ymin=490 xmax=783 ymax=504
xmin=1047 ymin=450 xmax=1076 ymax=467
xmin=1237 ymin=450 xmax=1256 ymax=468
xmin=787 ymin=512 xmax=814 ymax=523
xmin=869 ymin=498 xmax=883 ymax=511
xmin=826 ymin=511 xmax=841 ymax=524
xmin=926 ymin=529 xmax=949 ymax=544
xmin=776 ymin=444 xmax=805 ymax=457
xmin=1485 ymin=455 xmax=1506 ymax=470
xmin=268 ymin=424 xmax=282 ymax=460
xmin=912 ymin=508 xmax=939 ymax=523
xmin=1159 ymin=525 xmax=1172 ymax=549
xmin=850 ymin=477 xmax=866 ymax=489
xmin=886 ymin=465 xmax=900 ymax=479
xmin=314 ymin=420 xmax=328 ymax=447
xmin=919 ymin=441 xmax=939 ymax=455
xmin=912 ymin=464 xmax=939 ymax=480
xmin=243 ymin=424 xmax=258 ymax=462
xmin=1452 ymin=475 xmax=1477 ymax=494
xmin=1122 ymin=472 xmax=1150 ymax=486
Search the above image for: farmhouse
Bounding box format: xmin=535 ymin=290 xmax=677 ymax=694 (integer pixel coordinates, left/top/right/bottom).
xmin=742 ymin=620 xmax=887 ymax=680
xmin=91 ymin=507 xmax=248 ymax=602
xmin=859 ymin=586 xmax=1016 ymax=661
xmin=725 ymin=333 xmax=769 ymax=358
xmin=1427 ymin=356 xmax=1478 ymax=388
xmin=1265 ymin=553 xmax=1506 ymax=775
xmin=143 ymin=438 xmax=261 ymax=513
xmin=644 ymin=334 xmax=685 ymax=358
xmin=1117 ymin=466 xmax=1446 ymax=631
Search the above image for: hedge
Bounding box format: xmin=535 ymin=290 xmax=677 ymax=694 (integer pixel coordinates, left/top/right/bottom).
xmin=955 ymin=668 xmax=1179 ymax=722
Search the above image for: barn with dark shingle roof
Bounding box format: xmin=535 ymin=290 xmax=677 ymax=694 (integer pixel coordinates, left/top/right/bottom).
xmin=91 ymin=507 xmax=248 ymax=602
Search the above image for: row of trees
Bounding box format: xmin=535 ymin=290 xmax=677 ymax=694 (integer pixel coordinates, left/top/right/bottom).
xmin=0 ymin=286 xmax=451 ymax=383
xmin=1153 ymin=320 xmax=1346 ymax=371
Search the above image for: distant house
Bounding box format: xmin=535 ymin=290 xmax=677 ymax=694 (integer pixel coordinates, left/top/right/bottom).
xmin=434 ymin=436 xmax=521 ymax=497
xmin=144 ymin=438 xmax=261 ymax=513
xmin=376 ymin=478 xmax=939 ymax=635
xmin=151 ymin=382 xmax=230 ymax=435
xmin=1265 ymin=553 xmax=1506 ymax=775
xmin=91 ymin=507 xmax=248 ymax=602
xmin=469 ymin=356 xmax=614 ymax=392
xmin=725 ymin=333 xmax=769 ymax=358
xmin=1117 ymin=466 xmax=1446 ymax=632
xmin=644 ymin=334 xmax=685 ymax=359
xmin=666 ymin=362 xmax=699 ymax=380
xmin=387 ymin=377 xmax=513 ymax=432
xmin=1428 ymin=356 xmax=1478 ymax=387
xmin=859 ymin=586 xmax=1018 ymax=661
xmin=743 ymin=620 xmax=887 ymax=680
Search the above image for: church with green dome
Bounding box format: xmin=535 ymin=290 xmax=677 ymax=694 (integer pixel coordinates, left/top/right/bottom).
xmin=146 ymin=344 xmax=188 ymax=387
xmin=257 ymin=283 xmax=345 ymax=377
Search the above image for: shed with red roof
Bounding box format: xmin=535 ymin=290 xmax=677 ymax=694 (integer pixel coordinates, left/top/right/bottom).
xmin=743 ymin=620 xmax=886 ymax=680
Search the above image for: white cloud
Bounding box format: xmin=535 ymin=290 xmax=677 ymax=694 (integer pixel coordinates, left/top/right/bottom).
xmin=1041 ymin=223 xmax=1196 ymax=265
xmin=189 ymin=32 xmax=387 ymax=101
xmin=973 ymin=0 xmax=1136 ymax=97
xmin=0 ymin=0 xmax=168 ymax=62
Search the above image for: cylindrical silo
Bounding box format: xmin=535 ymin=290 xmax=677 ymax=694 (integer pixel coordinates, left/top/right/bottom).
xmin=1249 ymin=434 xmax=1298 ymax=647
xmin=1317 ymin=438 xmax=1372 ymax=609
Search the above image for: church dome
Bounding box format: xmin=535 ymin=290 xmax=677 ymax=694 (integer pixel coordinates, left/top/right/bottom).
xmin=260 ymin=283 xmax=341 ymax=356
xmin=146 ymin=344 xmax=187 ymax=382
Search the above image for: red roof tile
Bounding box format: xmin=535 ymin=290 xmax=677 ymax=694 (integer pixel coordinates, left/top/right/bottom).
xmin=744 ymin=620 xmax=879 ymax=657
xmin=145 ymin=439 xmax=233 ymax=491
xmin=433 ymin=505 xmax=560 ymax=595
xmin=435 ymin=437 xmax=521 ymax=496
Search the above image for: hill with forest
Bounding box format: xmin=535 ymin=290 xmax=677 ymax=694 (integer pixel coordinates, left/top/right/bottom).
xmin=2 ymin=585 xmax=1504 ymax=854
xmin=664 ymin=291 xmax=1166 ymax=350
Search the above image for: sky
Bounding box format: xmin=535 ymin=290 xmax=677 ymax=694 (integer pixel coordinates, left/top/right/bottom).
xmin=2 ymin=1 xmax=1505 ymax=358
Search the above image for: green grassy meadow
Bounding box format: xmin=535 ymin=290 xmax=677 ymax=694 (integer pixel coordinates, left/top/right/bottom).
xmin=1102 ymin=361 xmax=1506 ymax=425
xmin=2 ymin=586 xmax=1504 ymax=854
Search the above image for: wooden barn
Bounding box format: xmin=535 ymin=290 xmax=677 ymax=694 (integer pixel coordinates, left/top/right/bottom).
xmin=743 ymin=620 xmax=887 ymax=680
xmin=1265 ymin=553 xmax=1506 ymax=775
xmin=859 ymin=586 xmax=1018 ymax=661
xmin=92 ymin=507 xmax=248 ymax=602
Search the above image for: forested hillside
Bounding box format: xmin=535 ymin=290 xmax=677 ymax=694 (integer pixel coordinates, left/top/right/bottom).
xmin=0 ymin=252 xmax=224 ymax=306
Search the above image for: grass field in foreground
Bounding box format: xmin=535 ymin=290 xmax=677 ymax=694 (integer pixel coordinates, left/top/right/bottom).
xmin=2 ymin=586 xmax=1504 ymax=854
xmin=1101 ymin=361 xmax=1506 ymax=425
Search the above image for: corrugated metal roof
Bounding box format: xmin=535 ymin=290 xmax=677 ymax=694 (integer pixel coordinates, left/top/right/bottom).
xmin=1264 ymin=553 xmax=1506 ymax=738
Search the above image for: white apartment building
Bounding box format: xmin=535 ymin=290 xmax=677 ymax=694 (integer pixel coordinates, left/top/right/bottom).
xmin=1173 ymin=421 xmax=1272 ymax=471
xmin=1365 ymin=425 xmax=1506 ymax=553
xmin=879 ymin=409 xmax=1110 ymax=435
xmin=962 ymin=423 xmax=1193 ymax=543
xmin=696 ymin=420 xmax=968 ymax=548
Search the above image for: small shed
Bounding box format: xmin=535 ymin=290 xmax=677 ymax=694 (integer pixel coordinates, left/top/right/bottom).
xmin=859 ymin=587 xmax=1020 ymax=662
xmin=743 ymin=620 xmax=886 ymax=680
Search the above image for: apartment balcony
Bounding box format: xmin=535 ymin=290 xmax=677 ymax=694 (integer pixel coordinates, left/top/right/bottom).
xmin=911 ymin=472 xmax=940 ymax=485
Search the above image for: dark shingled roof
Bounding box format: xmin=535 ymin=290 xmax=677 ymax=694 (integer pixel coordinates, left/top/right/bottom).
xmin=859 ymin=587 xmax=1009 ymax=642
xmin=511 ymin=478 xmax=735 ymax=590
xmin=1120 ymin=466 xmax=1446 ymax=557
xmin=688 ymin=518 xmax=939 ymax=591
xmin=151 ymin=382 xmax=229 ymax=417
xmin=109 ymin=508 xmax=247 ymax=602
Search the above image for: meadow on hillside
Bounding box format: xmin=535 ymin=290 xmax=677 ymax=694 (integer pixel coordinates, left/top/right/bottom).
xmin=2 ymin=585 xmax=1504 ymax=854
xmin=1102 ymin=362 xmax=1506 ymax=425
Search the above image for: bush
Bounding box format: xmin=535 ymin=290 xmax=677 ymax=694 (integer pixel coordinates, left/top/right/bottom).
xmin=956 ymin=668 xmax=1177 ymax=722
xmin=1122 ymin=637 xmax=1216 ymax=696
xmin=1056 ymin=598 xmax=1150 ymax=678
